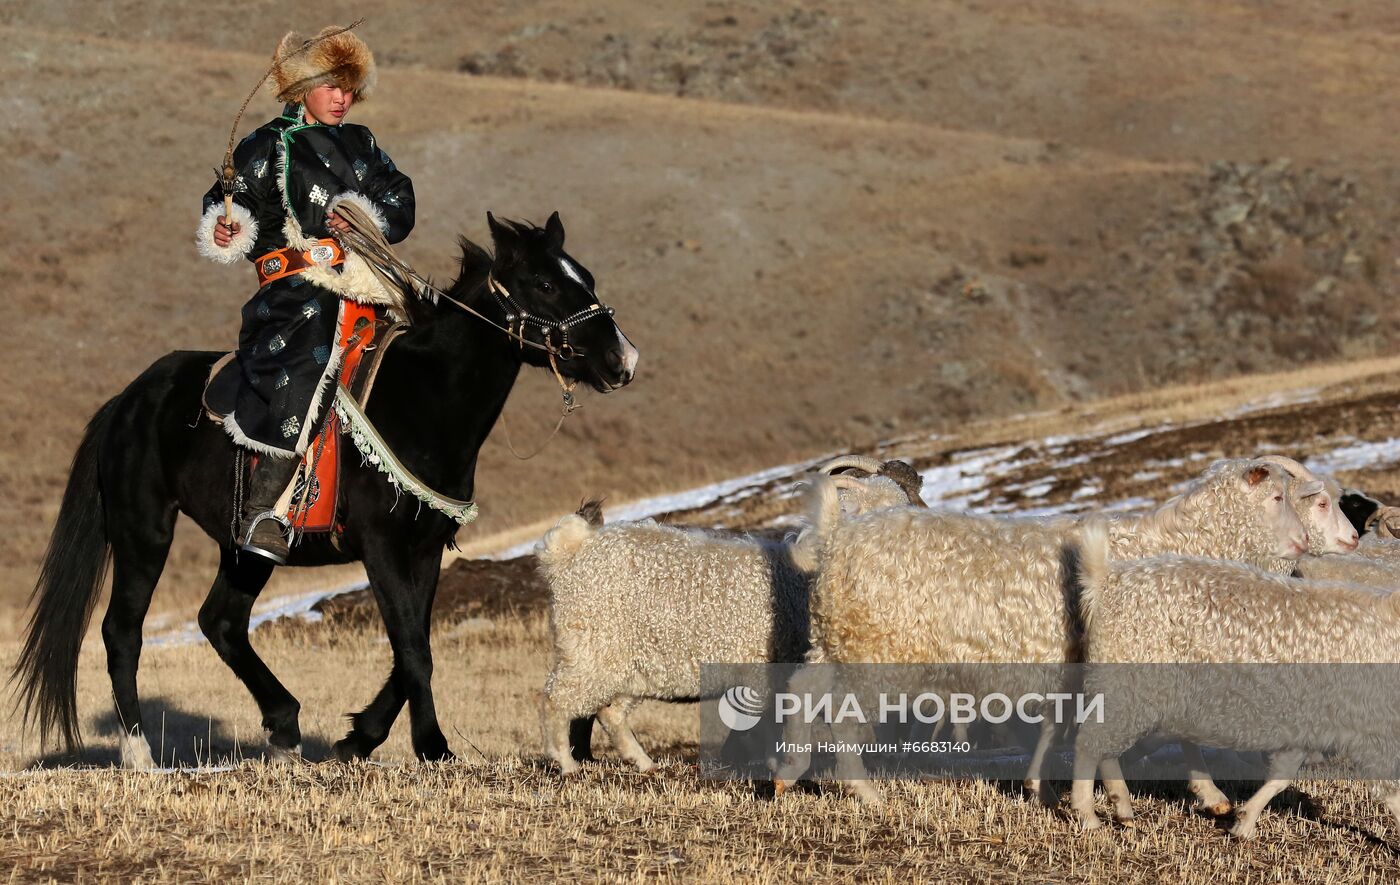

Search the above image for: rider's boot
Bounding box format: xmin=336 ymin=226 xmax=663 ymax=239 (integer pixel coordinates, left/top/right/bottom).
xmin=239 ymin=455 xmax=301 ymax=564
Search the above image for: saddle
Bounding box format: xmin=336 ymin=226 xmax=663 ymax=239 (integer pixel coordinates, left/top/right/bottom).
xmin=204 ymin=301 xmax=407 ymax=535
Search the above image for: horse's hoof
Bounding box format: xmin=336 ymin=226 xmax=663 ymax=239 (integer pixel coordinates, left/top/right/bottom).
xmin=266 ymin=743 xmax=303 ymax=765
xmin=118 ymin=729 xmax=156 ymax=771
xmin=1203 ymin=800 xmax=1233 ymax=817
xmin=416 ymin=747 xmax=455 ymax=764
xmin=773 ymin=779 xmax=789 ymax=799
xmin=331 ymin=739 xmax=370 ymax=763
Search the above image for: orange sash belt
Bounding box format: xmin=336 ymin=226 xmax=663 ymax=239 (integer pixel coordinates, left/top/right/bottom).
xmin=254 ymin=238 xmax=345 ymax=287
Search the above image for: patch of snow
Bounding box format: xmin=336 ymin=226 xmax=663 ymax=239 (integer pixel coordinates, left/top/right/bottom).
xmin=994 ymin=500 xmax=1086 ymax=519
xmin=918 ymin=446 xmax=1022 ymax=508
xmin=1019 ymin=481 xmax=1055 ymax=499
xmin=1306 ymin=438 xmax=1400 ymax=475
xmin=1128 ymin=469 xmax=1162 ymax=483
xmin=1224 ymin=387 xmax=1320 ymax=418
xmin=1102 ymin=425 xmax=1172 ymax=447
xmin=486 ymin=537 xmax=547 ymax=561
xmin=612 ymin=458 xmax=818 ymax=521
xmin=485 ymin=456 xmax=825 ymax=560
xmin=1100 ymin=496 xmax=1156 ymax=515
xmin=146 ymin=580 xmax=368 ymax=648
xmin=1071 ymin=483 xmax=1101 ymax=500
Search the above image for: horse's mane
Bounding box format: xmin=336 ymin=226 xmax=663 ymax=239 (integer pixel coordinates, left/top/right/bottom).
xmin=448 ymin=236 xmax=495 ymax=299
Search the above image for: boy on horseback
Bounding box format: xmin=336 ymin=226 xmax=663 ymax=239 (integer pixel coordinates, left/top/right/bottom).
xmin=197 ymin=25 xmax=414 ymax=563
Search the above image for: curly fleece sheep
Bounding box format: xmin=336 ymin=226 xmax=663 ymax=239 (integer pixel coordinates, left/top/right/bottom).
xmin=1072 ymin=521 xmax=1400 ymax=839
xmin=538 ymin=460 xmax=921 ymax=774
xmin=773 ymin=458 xmax=1311 ymax=804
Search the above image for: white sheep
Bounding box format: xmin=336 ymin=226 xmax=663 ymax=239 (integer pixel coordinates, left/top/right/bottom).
xmin=538 ymin=459 xmax=921 ymax=774
xmin=772 ymin=458 xmax=1312 ymax=805
xmin=1156 ymin=456 xmax=1361 ymax=813
xmin=1071 ymin=521 xmax=1400 ymax=839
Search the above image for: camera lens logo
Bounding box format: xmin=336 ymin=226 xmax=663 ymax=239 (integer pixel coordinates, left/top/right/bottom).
xmin=717 ymin=685 xmax=764 ymax=732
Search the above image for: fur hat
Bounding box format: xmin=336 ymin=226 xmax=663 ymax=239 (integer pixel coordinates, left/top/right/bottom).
xmin=271 ymin=26 xmax=377 ymax=103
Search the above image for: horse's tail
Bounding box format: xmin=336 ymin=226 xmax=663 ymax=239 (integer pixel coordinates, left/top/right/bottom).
xmin=11 ymin=397 xmax=118 ymax=751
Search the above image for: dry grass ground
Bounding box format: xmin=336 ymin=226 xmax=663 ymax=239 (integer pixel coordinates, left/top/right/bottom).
xmin=2 ymin=618 xmax=1399 ymax=883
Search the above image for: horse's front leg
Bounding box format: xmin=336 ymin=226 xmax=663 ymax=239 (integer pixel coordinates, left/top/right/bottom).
xmin=334 ymin=540 xmax=450 ymax=761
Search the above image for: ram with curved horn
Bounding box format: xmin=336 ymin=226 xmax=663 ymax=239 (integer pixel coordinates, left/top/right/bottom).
xmin=818 ymin=456 xmax=926 ymax=508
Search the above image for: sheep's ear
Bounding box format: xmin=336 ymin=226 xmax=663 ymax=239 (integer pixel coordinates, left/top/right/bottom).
xmin=1243 ymin=465 xmax=1271 ymax=486
xmin=1297 ymin=479 xmax=1325 ymax=499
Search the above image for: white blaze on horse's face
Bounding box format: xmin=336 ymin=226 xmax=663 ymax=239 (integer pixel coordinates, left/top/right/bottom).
xmin=558 ymin=254 xmax=637 ymax=384
xmin=559 ymin=257 xmax=588 ymax=289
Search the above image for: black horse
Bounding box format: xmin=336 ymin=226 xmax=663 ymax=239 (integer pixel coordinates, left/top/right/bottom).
xmin=13 ymin=212 xmax=638 ymax=765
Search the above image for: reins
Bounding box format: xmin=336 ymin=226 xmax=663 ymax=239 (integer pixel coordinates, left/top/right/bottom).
xmin=330 ymin=201 xmax=618 ymax=458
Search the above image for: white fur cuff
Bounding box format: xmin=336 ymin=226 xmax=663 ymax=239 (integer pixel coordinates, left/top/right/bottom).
xmin=196 ymin=202 xmax=258 ymax=264
xmin=328 ymin=192 xmax=389 ymax=235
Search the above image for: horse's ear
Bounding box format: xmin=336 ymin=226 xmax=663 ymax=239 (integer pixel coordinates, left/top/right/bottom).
xmin=487 ymin=212 xmax=520 ymax=265
xmin=544 ymin=211 xmax=565 ymax=249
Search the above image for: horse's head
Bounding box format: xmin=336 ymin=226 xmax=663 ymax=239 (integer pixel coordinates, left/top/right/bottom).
xmin=485 ymin=212 xmax=638 ymax=393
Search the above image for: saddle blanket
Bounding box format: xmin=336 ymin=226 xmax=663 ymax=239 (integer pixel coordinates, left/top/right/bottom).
xmin=206 ymin=300 xmax=405 ymax=533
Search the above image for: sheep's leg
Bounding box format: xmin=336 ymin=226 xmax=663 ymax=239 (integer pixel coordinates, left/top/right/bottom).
xmin=771 ymin=663 xmax=828 ymax=797
xmin=829 ymin=679 xmax=882 ymax=805
xmin=1181 ymin=741 xmax=1232 ymax=816
xmin=1024 ymin=718 xmax=1059 ymax=806
xmin=597 ymin=699 xmax=656 ymax=773
xmin=541 ymin=691 xmax=584 ymax=775
xmin=831 ymin=718 xmax=882 ymax=806
xmin=1100 ymin=757 xmax=1135 ymax=825
xmin=1230 ymin=750 xmax=1304 ymax=840
xmin=1071 ymin=711 xmax=1138 ymax=831
xmin=1070 ymin=748 xmax=1104 ymax=830
xmin=1382 ymin=786 xmax=1400 ymax=835
xmin=541 ymin=670 xmax=611 ymax=775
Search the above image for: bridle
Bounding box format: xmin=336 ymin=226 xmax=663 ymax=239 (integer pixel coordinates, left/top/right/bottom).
xmin=484 ymin=274 xmax=618 ymax=412
xmin=413 ymin=267 xmax=618 ymax=413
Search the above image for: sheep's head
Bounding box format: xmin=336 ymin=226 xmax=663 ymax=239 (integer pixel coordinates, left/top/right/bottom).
xmin=1256 ymin=456 xmax=1359 ymax=555
xmin=1175 ymin=459 xmax=1310 ymax=563
xmin=1234 ymin=460 xmax=1311 ymax=561
xmin=818 ymin=455 xmax=925 ymax=508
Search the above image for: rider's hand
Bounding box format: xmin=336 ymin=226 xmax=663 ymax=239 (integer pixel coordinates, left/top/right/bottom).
xmin=326 ymin=211 xmax=351 ymax=233
xmin=214 ymin=216 xmax=240 ymax=248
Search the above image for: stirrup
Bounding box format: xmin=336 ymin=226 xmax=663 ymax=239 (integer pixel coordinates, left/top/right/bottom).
xmin=240 ymin=511 xmax=292 ymax=565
